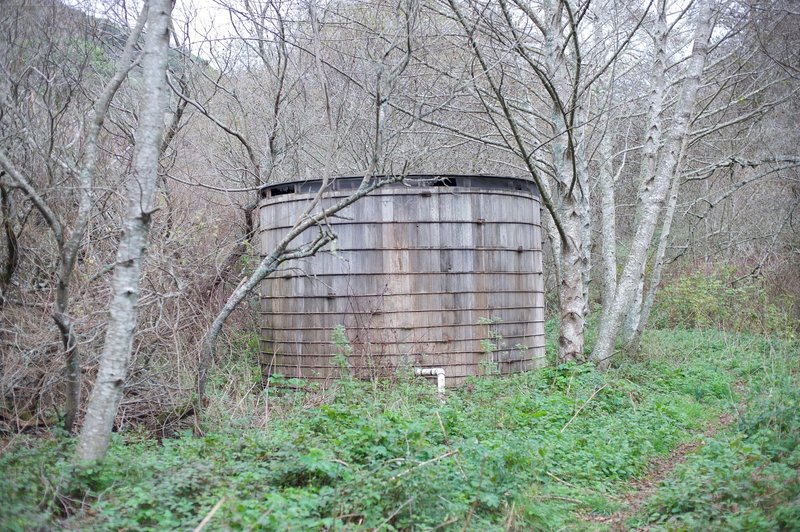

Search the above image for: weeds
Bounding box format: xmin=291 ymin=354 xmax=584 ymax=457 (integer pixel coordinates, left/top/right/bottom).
xmin=653 ymin=267 xmax=798 ymax=339
xmin=630 ymin=335 xmax=800 ymax=530
xmin=477 ymin=316 xmax=503 ymax=375
xmin=331 ymin=324 xmax=353 ymax=377
xmin=3 ymin=327 xmax=785 ymax=530
xmin=2 ymin=306 xmax=797 ymax=531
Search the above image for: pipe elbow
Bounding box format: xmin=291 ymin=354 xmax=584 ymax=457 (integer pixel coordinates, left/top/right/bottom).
xmin=414 ymin=367 xmax=446 ymax=396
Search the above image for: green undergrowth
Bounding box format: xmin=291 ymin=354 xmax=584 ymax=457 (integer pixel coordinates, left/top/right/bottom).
xmin=652 ymin=267 xmax=798 ymax=339
xmin=0 ymin=330 xmax=795 ymax=530
xmin=628 ymin=333 xmax=800 ymax=531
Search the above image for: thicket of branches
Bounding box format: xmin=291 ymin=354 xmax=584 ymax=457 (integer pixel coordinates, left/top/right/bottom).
xmin=0 ymin=0 xmax=797 ymax=455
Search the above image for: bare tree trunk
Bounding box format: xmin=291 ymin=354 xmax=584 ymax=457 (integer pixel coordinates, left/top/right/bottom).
xmin=553 ymin=133 xmax=586 ymax=362
xmin=545 ymin=3 xmax=586 ymax=364
xmin=599 ymin=141 xmax=617 ymax=330
xmin=551 ymin=106 xmax=585 ymax=362
xmin=574 ymin=106 xmax=592 ymax=318
xmin=610 ymin=0 xmax=669 ymax=349
xmin=592 ymin=16 xmax=623 ymax=330
xmin=557 ymin=200 xmax=585 ymax=362
xmin=617 ymin=0 xmax=667 ymax=346
xmin=598 ymin=130 xmax=617 ymax=324
xmin=76 ymin=0 xmax=172 ymax=462
xmin=591 ymin=0 xmax=714 ymax=369
xmin=0 ymin=184 xmax=18 ymax=306
xmin=627 ymin=151 xmax=684 ymax=352
xmin=621 ymin=276 xmax=644 ymax=342
xmin=53 ymin=272 xmax=80 ymax=431
xmin=579 ymin=173 xmax=591 ymax=318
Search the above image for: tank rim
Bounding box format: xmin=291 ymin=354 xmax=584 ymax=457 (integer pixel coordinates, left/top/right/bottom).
xmin=258 ymin=174 xmax=540 ymax=200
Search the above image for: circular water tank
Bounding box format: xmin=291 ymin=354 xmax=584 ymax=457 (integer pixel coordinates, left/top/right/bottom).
xmin=258 ymin=175 xmax=545 ymax=386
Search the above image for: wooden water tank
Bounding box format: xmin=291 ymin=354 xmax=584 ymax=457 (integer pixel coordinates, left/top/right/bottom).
xmin=258 ymin=175 xmax=545 ymax=386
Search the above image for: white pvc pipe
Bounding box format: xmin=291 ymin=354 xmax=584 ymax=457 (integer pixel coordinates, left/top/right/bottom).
xmin=414 ymin=367 xmax=446 ymax=395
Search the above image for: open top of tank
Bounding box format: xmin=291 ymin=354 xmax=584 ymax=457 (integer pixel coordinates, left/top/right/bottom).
xmin=259 ymin=174 xmax=539 ymax=199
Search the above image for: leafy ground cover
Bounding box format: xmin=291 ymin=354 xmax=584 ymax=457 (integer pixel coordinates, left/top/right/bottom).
xmin=1 ymin=328 xmax=796 ymax=530
xmin=629 ymin=334 xmax=799 ymax=530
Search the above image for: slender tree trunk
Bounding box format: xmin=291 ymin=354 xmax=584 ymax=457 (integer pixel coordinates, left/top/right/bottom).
xmin=598 ymin=130 xmax=617 ymax=324
xmin=627 ymin=152 xmax=685 ymax=353
xmin=76 ymin=0 xmax=172 ymax=462
xmin=53 ymin=267 xmax=80 ymax=431
xmin=579 ymin=180 xmax=591 ymax=318
xmin=0 ymin=184 xmax=18 ymax=306
xmin=614 ymin=0 xmax=668 ymax=346
xmin=552 ymin=108 xmax=585 ymax=363
xmin=591 ymin=0 xmax=714 ymax=369
xmin=574 ymin=106 xmax=592 ymax=317
xmin=552 ymin=141 xmax=586 ymax=363
xmin=590 ymin=17 xmax=618 ymax=326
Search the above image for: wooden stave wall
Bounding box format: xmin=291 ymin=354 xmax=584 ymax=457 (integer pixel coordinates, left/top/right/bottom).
xmin=258 ymin=183 xmax=546 ymax=385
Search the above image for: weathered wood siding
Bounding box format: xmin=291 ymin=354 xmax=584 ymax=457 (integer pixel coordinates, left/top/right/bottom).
xmin=258 ymin=176 xmax=545 ymax=386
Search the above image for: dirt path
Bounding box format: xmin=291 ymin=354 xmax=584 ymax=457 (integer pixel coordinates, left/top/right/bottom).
xmin=582 ymin=410 xmax=737 ymax=531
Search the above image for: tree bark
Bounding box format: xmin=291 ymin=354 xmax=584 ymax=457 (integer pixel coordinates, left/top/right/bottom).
xmin=540 ymin=0 xmax=587 ymax=363
xmin=627 ymin=150 xmax=684 ymax=353
xmin=557 ymin=200 xmax=585 ymax=362
xmin=598 ymin=128 xmax=617 ymax=325
xmin=591 ymin=0 xmax=714 ymax=369
xmin=574 ymin=105 xmax=592 ymax=318
xmin=621 ymin=275 xmax=644 ymax=342
xmin=0 ymin=184 xmax=18 ymax=306
xmin=552 ymin=125 xmax=586 ymax=363
xmin=53 ymin=276 xmax=80 ymax=431
xmin=76 ymin=0 xmax=172 ymax=462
